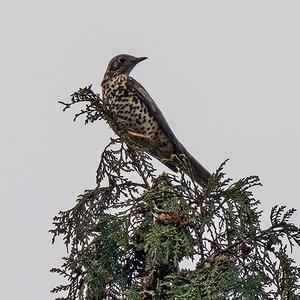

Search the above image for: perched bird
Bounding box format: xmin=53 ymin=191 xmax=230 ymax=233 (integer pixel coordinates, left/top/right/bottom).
xmin=101 ymin=54 xmax=211 ymax=186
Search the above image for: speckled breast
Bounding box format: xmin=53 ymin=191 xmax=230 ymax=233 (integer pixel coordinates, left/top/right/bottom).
xmin=102 ymin=75 xmax=168 ymax=148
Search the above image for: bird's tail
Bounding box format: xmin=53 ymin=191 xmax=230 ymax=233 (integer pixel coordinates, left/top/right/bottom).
xmin=177 ymin=143 xmax=211 ymax=186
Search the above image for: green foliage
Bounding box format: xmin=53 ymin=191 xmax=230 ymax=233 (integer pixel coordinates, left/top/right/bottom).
xmin=51 ymin=86 xmax=300 ymax=299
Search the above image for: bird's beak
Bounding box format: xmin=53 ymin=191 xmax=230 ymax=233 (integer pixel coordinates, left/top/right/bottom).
xmin=135 ymin=56 xmax=148 ymax=63
xmin=127 ymin=56 xmax=148 ymax=74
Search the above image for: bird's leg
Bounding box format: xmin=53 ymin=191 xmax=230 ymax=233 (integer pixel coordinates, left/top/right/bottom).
xmin=127 ymin=130 xmax=159 ymax=154
xmin=127 ymin=130 xmax=147 ymax=139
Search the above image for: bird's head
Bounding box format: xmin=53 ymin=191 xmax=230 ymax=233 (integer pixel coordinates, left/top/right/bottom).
xmin=102 ymin=54 xmax=147 ymax=81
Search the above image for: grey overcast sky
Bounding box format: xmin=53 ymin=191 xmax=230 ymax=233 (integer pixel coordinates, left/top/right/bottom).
xmin=0 ymin=1 xmax=299 ymax=299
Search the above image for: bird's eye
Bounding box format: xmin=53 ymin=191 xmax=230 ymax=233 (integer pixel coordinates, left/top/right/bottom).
xmin=119 ymin=57 xmax=126 ymax=63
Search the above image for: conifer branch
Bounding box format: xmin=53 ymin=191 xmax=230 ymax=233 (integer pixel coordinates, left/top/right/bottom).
xmin=51 ymin=86 xmax=300 ymax=299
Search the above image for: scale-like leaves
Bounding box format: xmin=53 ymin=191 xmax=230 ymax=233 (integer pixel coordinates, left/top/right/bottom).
xmin=51 ymin=86 xmax=300 ymax=299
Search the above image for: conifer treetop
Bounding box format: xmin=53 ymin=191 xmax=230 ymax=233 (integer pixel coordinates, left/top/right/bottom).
xmin=51 ymin=86 xmax=300 ymax=300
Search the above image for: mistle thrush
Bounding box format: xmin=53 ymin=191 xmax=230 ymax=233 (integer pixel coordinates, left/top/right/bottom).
xmin=101 ymin=54 xmax=210 ymax=186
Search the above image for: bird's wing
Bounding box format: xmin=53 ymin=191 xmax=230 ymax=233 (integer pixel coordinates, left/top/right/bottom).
xmin=128 ymin=77 xmax=211 ymax=184
xmin=128 ymin=77 xmax=185 ymax=154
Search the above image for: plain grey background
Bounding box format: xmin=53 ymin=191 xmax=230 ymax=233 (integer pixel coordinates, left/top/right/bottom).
xmin=0 ymin=1 xmax=299 ymax=299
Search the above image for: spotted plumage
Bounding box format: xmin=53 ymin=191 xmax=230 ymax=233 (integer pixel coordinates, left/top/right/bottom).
xmin=101 ymin=54 xmax=210 ymax=185
xmin=102 ymin=74 xmax=172 ymax=153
